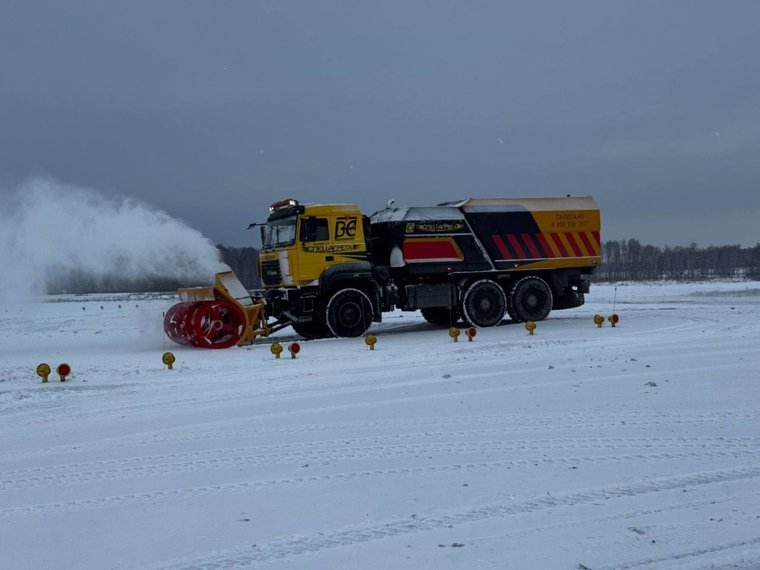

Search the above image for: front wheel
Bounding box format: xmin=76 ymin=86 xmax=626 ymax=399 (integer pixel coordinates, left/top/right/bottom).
xmin=326 ymin=288 xmax=374 ymax=337
xmin=508 ymin=276 xmax=553 ymax=322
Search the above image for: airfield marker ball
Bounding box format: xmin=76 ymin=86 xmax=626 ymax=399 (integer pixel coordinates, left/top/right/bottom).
xmin=162 ymin=352 xmax=176 ymax=370
xmin=36 ymin=363 xmax=51 ymax=384
xmin=57 ymin=363 xmax=71 ymax=382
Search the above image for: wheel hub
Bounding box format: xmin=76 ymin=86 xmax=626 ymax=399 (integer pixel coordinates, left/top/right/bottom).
xmin=339 ymin=302 xmax=361 ymax=326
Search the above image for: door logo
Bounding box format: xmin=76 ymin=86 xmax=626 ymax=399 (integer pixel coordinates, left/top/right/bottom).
xmin=335 ymin=217 xmax=357 ymax=239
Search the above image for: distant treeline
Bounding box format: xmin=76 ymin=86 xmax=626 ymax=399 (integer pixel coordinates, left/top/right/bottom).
xmin=47 ymin=241 xmax=759 ymax=294
xmin=595 ymin=240 xmax=760 ymax=282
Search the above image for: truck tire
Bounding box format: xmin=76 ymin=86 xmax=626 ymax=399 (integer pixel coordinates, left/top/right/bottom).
xmin=462 ymin=279 xmax=507 ymax=327
xmin=292 ymin=320 xmax=333 ymax=339
xmin=508 ymin=276 xmax=553 ymax=322
xmin=326 ymin=288 xmax=374 ymax=338
xmin=421 ymin=307 xmax=461 ymax=327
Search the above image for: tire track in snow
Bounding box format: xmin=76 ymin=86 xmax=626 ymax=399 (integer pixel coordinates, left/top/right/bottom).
xmin=593 ymin=536 xmax=760 ymax=569
xmin=3 ymin=437 xmax=760 ymax=491
xmin=2 ymin=450 xmax=759 ymax=518
xmin=479 ymin=490 xmax=760 ymax=549
xmin=147 ymin=465 xmax=760 ymax=569
xmin=2 ymin=409 xmax=757 ymax=463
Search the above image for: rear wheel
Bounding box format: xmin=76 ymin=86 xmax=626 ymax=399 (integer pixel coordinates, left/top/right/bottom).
xmin=421 ymin=306 xmax=461 ymax=327
xmin=462 ymin=279 xmax=507 ymax=327
xmin=508 ymin=276 xmax=553 ymax=322
xmin=326 ymin=288 xmax=374 ymax=337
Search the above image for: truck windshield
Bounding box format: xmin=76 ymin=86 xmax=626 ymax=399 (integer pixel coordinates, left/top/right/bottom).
xmin=261 ymin=218 xmax=297 ymax=249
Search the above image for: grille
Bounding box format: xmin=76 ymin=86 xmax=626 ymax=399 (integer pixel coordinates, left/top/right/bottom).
xmin=261 ymin=260 xmax=282 ymax=286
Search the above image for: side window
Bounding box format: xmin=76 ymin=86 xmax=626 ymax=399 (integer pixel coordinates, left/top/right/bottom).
xmin=314 ymin=219 xmax=329 ymax=241
xmin=300 ymin=217 xmax=330 ymax=242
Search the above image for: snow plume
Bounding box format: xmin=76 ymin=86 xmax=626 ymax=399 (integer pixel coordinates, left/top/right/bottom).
xmin=0 ymin=178 xmax=227 ymax=300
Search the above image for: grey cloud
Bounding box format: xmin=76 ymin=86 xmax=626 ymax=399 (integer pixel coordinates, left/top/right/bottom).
xmin=1 ymin=0 xmax=759 ymax=246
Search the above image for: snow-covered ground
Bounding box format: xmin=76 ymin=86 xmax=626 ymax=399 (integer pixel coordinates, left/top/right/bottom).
xmin=1 ymin=282 xmax=759 ymax=570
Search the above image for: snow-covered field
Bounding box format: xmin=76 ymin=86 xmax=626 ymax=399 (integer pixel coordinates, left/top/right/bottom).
xmin=1 ymin=282 xmax=759 ymax=570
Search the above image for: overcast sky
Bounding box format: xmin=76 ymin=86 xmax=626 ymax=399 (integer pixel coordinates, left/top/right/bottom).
xmin=1 ymin=1 xmax=759 ymax=246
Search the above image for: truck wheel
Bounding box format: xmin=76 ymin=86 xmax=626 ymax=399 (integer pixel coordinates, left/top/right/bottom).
xmin=292 ymin=320 xmax=333 ymax=339
xmin=462 ymin=280 xmax=507 ymax=327
xmin=421 ymin=307 xmax=461 ymax=327
xmin=326 ymin=288 xmax=374 ymax=337
xmin=508 ymin=276 xmax=553 ymax=322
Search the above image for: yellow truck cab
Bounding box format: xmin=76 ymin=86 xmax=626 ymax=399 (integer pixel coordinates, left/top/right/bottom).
xmin=258 ymin=200 xmax=369 ymax=286
xmin=257 ymin=199 xmax=379 ymax=338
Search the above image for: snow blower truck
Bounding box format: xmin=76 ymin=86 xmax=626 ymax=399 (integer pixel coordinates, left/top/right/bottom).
xmin=163 ymin=196 xmax=601 ymax=348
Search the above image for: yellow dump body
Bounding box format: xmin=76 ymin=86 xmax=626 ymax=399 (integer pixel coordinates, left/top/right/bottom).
xmin=371 ymin=196 xmax=601 ymax=273
xmin=458 ymin=196 xmax=601 ymax=271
